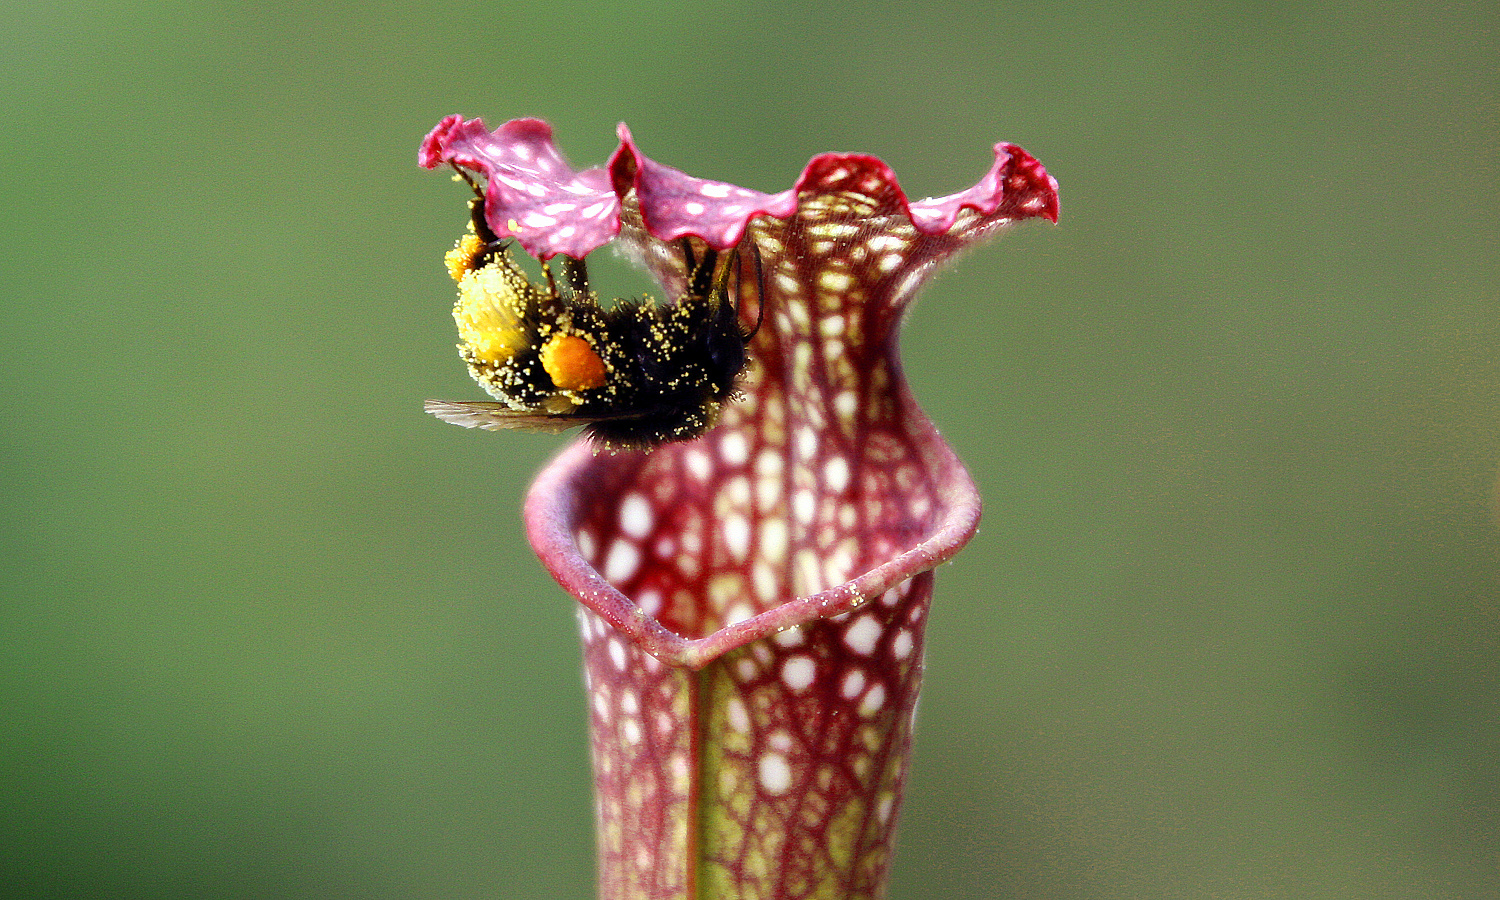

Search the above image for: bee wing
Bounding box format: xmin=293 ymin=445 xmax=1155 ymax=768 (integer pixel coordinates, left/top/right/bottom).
xmin=424 ymin=400 xmax=588 ymax=434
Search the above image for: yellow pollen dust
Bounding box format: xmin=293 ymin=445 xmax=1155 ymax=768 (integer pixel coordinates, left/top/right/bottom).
xmin=540 ymin=333 xmax=607 ymax=391
xmin=453 ymin=265 xmax=528 ymax=364
xmin=444 ymin=234 xmax=484 ymax=282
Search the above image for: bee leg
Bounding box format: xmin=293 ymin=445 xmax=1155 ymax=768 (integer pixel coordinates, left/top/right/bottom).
xmin=541 ymin=259 xmax=566 ymax=306
xmin=538 ymin=254 xmax=589 ymax=302
xmin=682 ymin=238 xmax=718 ymax=299
xmin=558 ymin=255 xmax=590 ymax=299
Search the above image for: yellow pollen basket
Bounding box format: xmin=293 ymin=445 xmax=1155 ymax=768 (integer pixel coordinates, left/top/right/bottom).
xmin=540 ymin=333 xmax=607 ymax=391
xmin=444 ymin=234 xmax=484 ymax=282
xmin=453 ymin=265 xmax=529 ymax=364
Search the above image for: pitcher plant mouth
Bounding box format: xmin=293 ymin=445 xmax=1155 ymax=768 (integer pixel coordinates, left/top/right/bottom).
xmin=421 ymin=115 xmax=1058 ymax=899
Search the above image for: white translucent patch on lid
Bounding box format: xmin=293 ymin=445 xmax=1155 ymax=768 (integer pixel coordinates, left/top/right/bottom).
xmin=796 ymin=426 xmax=818 ymax=461
xmin=775 ymin=272 xmax=802 ymax=294
xmin=670 ymin=750 xmax=690 ymax=788
xmin=526 ymin=182 xmax=548 ymax=198
xmin=725 ymin=602 xmax=755 ymax=628
xmin=841 ymin=668 xmax=867 ymax=699
xmin=522 ymin=211 xmax=556 ymax=227
xmin=753 ymin=561 xmax=778 ymax=603
xmin=684 ymin=200 xmax=705 ymax=215
xmin=867 ymin=234 xmax=905 ymax=251
xmin=678 ymin=516 xmax=702 ymax=555
xmin=825 ymin=540 xmax=856 ymax=586
xmin=581 ymin=201 xmax=608 ymax=217
xmin=833 ymin=390 xmax=858 ymax=420
xmin=700 ymin=182 xmax=731 ymax=198
xmin=792 ymin=489 xmax=815 ymax=524
xmin=892 ymin=629 xmax=914 ymax=660
xmin=719 ymin=430 xmax=749 ymax=466
xmin=630 ymin=591 xmax=660 ymax=618
xmin=758 ymin=753 xmax=792 ymax=796
xmin=781 ymin=654 xmax=815 ymax=691
xmin=556 ymin=225 xmax=576 ymax=238
xmin=860 ymin=682 xmax=887 ymax=717
xmin=755 ymin=448 xmax=783 ymax=477
xmin=791 ymin=340 xmax=813 ymax=384
xmin=795 ymin=549 xmax=824 ymax=596
xmin=756 ymin=473 xmax=782 ymax=511
xmin=618 ymin=492 xmax=653 ymax=539
xmin=723 ymin=475 xmax=752 ymax=509
xmin=684 ymin=449 xmax=711 ymax=481
xmin=761 ymin=517 xmax=788 ymax=564
xmin=819 ymin=270 xmax=853 ymax=293
xmin=543 ymin=201 xmax=577 ymax=215
xmin=1023 ymin=196 xmax=1045 ymax=212
xmin=608 ymin=638 xmax=626 ymax=670
xmin=824 ymin=456 xmax=851 ymax=493
xmin=726 ymin=696 xmax=750 ymax=732
xmin=603 ymin=539 xmax=641 ymax=584
xmin=843 ymin=615 xmax=881 ymax=655
xmin=724 ymin=513 xmax=751 ymax=561
xmin=878 ymin=253 xmax=903 ymax=273
xmin=772 ymin=625 xmax=803 ymax=648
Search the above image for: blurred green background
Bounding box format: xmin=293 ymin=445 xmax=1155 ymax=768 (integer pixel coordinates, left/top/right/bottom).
xmin=3 ymin=1 xmax=1496 ymax=897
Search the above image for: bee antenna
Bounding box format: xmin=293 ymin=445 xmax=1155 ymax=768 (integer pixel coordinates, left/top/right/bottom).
xmin=558 ymin=255 xmax=590 ymax=299
xmin=741 ymin=244 xmax=766 ymax=341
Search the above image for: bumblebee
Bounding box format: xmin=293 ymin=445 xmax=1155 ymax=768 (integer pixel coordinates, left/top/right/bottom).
xmin=425 ymin=178 xmax=761 ymax=449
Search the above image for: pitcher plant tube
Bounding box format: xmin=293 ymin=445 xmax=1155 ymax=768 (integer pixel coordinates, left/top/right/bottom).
xmin=420 ymin=115 xmax=1058 ymax=900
